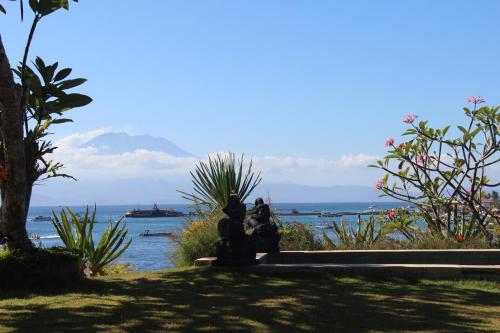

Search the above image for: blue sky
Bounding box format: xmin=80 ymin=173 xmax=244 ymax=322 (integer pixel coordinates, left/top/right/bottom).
xmin=1 ymin=0 xmax=499 ymax=160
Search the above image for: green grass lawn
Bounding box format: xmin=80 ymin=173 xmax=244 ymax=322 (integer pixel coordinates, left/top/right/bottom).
xmin=0 ymin=268 xmax=499 ymax=333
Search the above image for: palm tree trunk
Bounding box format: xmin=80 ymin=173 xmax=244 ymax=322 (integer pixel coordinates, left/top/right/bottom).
xmin=0 ymin=35 xmax=31 ymax=251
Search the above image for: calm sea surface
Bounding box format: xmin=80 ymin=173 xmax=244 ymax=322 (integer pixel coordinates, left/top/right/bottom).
xmin=28 ymin=202 xmax=403 ymax=271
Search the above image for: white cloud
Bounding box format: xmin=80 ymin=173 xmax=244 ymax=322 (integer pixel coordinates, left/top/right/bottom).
xmin=57 ymin=127 xmax=111 ymax=148
xmin=32 ymin=130 xmax=499 ymax=205
xmin=52 ymin=129 xmax=381 ymax=186
xmin=334 ymin=154 xmax=379 ymax=168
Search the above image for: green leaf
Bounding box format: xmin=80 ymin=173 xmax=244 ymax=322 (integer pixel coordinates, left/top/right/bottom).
xmin=36 ymin=0 xmax=69 ymax=15
xmin=58 ymin=78 xmax=87 ymax=90
xmin=34 ymin=57 xmax=46 ymax=71
xmin=469 ymin=126 xmax=482 ymax=138
xmin=402 ymin=129 xmax=416 ymax=136
xmin=54 ymin=68 xmax=72 ymax=81
xmin=442 ymin=125 xmax=450 ymax=136
xmin=44 ymin=62 xmax=59 ymax=84
xmin=51 ymin=118 xmax=73 ymax=124
xmin=58 ymin=93 xmax=92 ymax=109
xmin=29 ymin=0 xmax=38 ymax=13
xmin=457 ymin=125 xmax=468 ymax=135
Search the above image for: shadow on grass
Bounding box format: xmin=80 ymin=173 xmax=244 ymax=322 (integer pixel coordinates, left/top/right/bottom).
xmin=0 ymin=268 xmax=499 ymax=332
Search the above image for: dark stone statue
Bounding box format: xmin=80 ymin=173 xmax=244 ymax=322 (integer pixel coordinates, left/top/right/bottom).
xmin=246 ymin=197 xmax=280 ymax=253
xmin=215 ymin=194 xmax=258 ymax=266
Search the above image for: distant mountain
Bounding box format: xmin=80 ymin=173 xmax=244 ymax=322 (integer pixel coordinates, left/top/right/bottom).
xmin=81 ymin=132 xmax=194 ymax=157
xmin=31 ymin=180 xmax=395 ymax=206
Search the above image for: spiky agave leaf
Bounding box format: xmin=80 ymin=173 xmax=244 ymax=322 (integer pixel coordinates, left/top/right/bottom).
xmin=179 ymin=153 xmax=262 ymax=212
xmin=52 ymin=205 xmax=131 ymax=276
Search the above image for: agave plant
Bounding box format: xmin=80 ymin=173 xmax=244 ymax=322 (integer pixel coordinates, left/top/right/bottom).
xmin=52 ymin=206 xmax=131 ymax=276
xmin=179 ymin=153 xmax=262 ymax=211
xmin=449 ymin=204 xmax=482 ymax=241
xmin=52 ymin=206 xmax=95 ymax=266
xmin=86 ymin=217 xmax=131 ymax=276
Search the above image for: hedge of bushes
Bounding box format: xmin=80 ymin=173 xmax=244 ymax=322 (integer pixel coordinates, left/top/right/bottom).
xmin=173 ymin=214 xmax=323 ymax=266
xmin=0 ymin=247 xmax=81 ymax=287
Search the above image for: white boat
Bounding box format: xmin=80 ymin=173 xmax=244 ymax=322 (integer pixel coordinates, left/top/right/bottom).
xmin=362 ymin=205 xmax=379 ymax=213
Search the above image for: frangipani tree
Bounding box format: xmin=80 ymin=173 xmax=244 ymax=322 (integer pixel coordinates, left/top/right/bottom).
xmin=371 ymin=97 xmax=499 ymax=239
xmin=0 ymin=0 xmax=90 ymax=251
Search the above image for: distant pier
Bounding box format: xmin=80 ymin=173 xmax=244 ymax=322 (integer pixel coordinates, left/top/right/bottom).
xmin=275 ymin=210 xmax=383 ymax=217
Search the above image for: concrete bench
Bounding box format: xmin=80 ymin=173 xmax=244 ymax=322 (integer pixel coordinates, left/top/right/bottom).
xmin=195 ymin=250 xmax=500 ymax=279
xmin=263 ymin=249 xmax=500 ymax=265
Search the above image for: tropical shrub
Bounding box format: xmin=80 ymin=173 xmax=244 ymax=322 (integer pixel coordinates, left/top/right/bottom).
xmin=323 ymin=215 xmax=388 ymax=250
xmin=174 ymin=218 xmax=325 ymax=266
xmin=371 ymin=98 xmax=500 ymax=239
xmin=179 ymin=153 xmax=262 ymax=212
xmin=279 ymin=222 xmax=323 ymax=251
xmin=0 ymin=247 xmax=80 ymax=287
xmin=173 ymin=212 xmax=220 ymax=266
xmin=52 ymin=206 xmax=131 ymax=276
xmin=403 ymin=232 xmax=490 ymax=249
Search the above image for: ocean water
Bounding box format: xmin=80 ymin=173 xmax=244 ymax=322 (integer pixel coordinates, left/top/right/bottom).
xmin=27 ymin=202 xmax=403 ymax=271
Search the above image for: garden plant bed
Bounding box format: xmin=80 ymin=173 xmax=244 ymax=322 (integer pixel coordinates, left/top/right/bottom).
xmin=195 ymin=249 xmax=500 ymax=280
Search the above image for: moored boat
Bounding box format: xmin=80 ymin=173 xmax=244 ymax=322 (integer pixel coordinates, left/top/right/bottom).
xmin=318 ymin=211 xmax=343 ymax=218
xmin=32 ymin=216 xmax=53 ymax=222
xmin=140 ymin=230 xmax=173 ymax=237
xmin=125 ymin=204 xmax=185 ymax=218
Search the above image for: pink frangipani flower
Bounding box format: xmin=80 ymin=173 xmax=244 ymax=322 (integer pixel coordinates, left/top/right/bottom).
xmin=387 ymin=210 xmax=397 ymax=220
xmin=416 ymin=153 xmax=427 ymax=164
xmin=374 ymin=180 xmax=385 ymax=190
xmin=384 ymin=137 xmax=395 ymax=147
xmin=468 ymin=96 xmax=486 ymax=104
xmin=403 ymin=114 xmax=418 ymax=124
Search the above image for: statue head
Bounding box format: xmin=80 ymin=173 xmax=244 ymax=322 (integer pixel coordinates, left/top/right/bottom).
xmin=255 ymin=197 xmax=264 ymax=206
xmin=223 ymin=194 xmax=246 ymax=222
